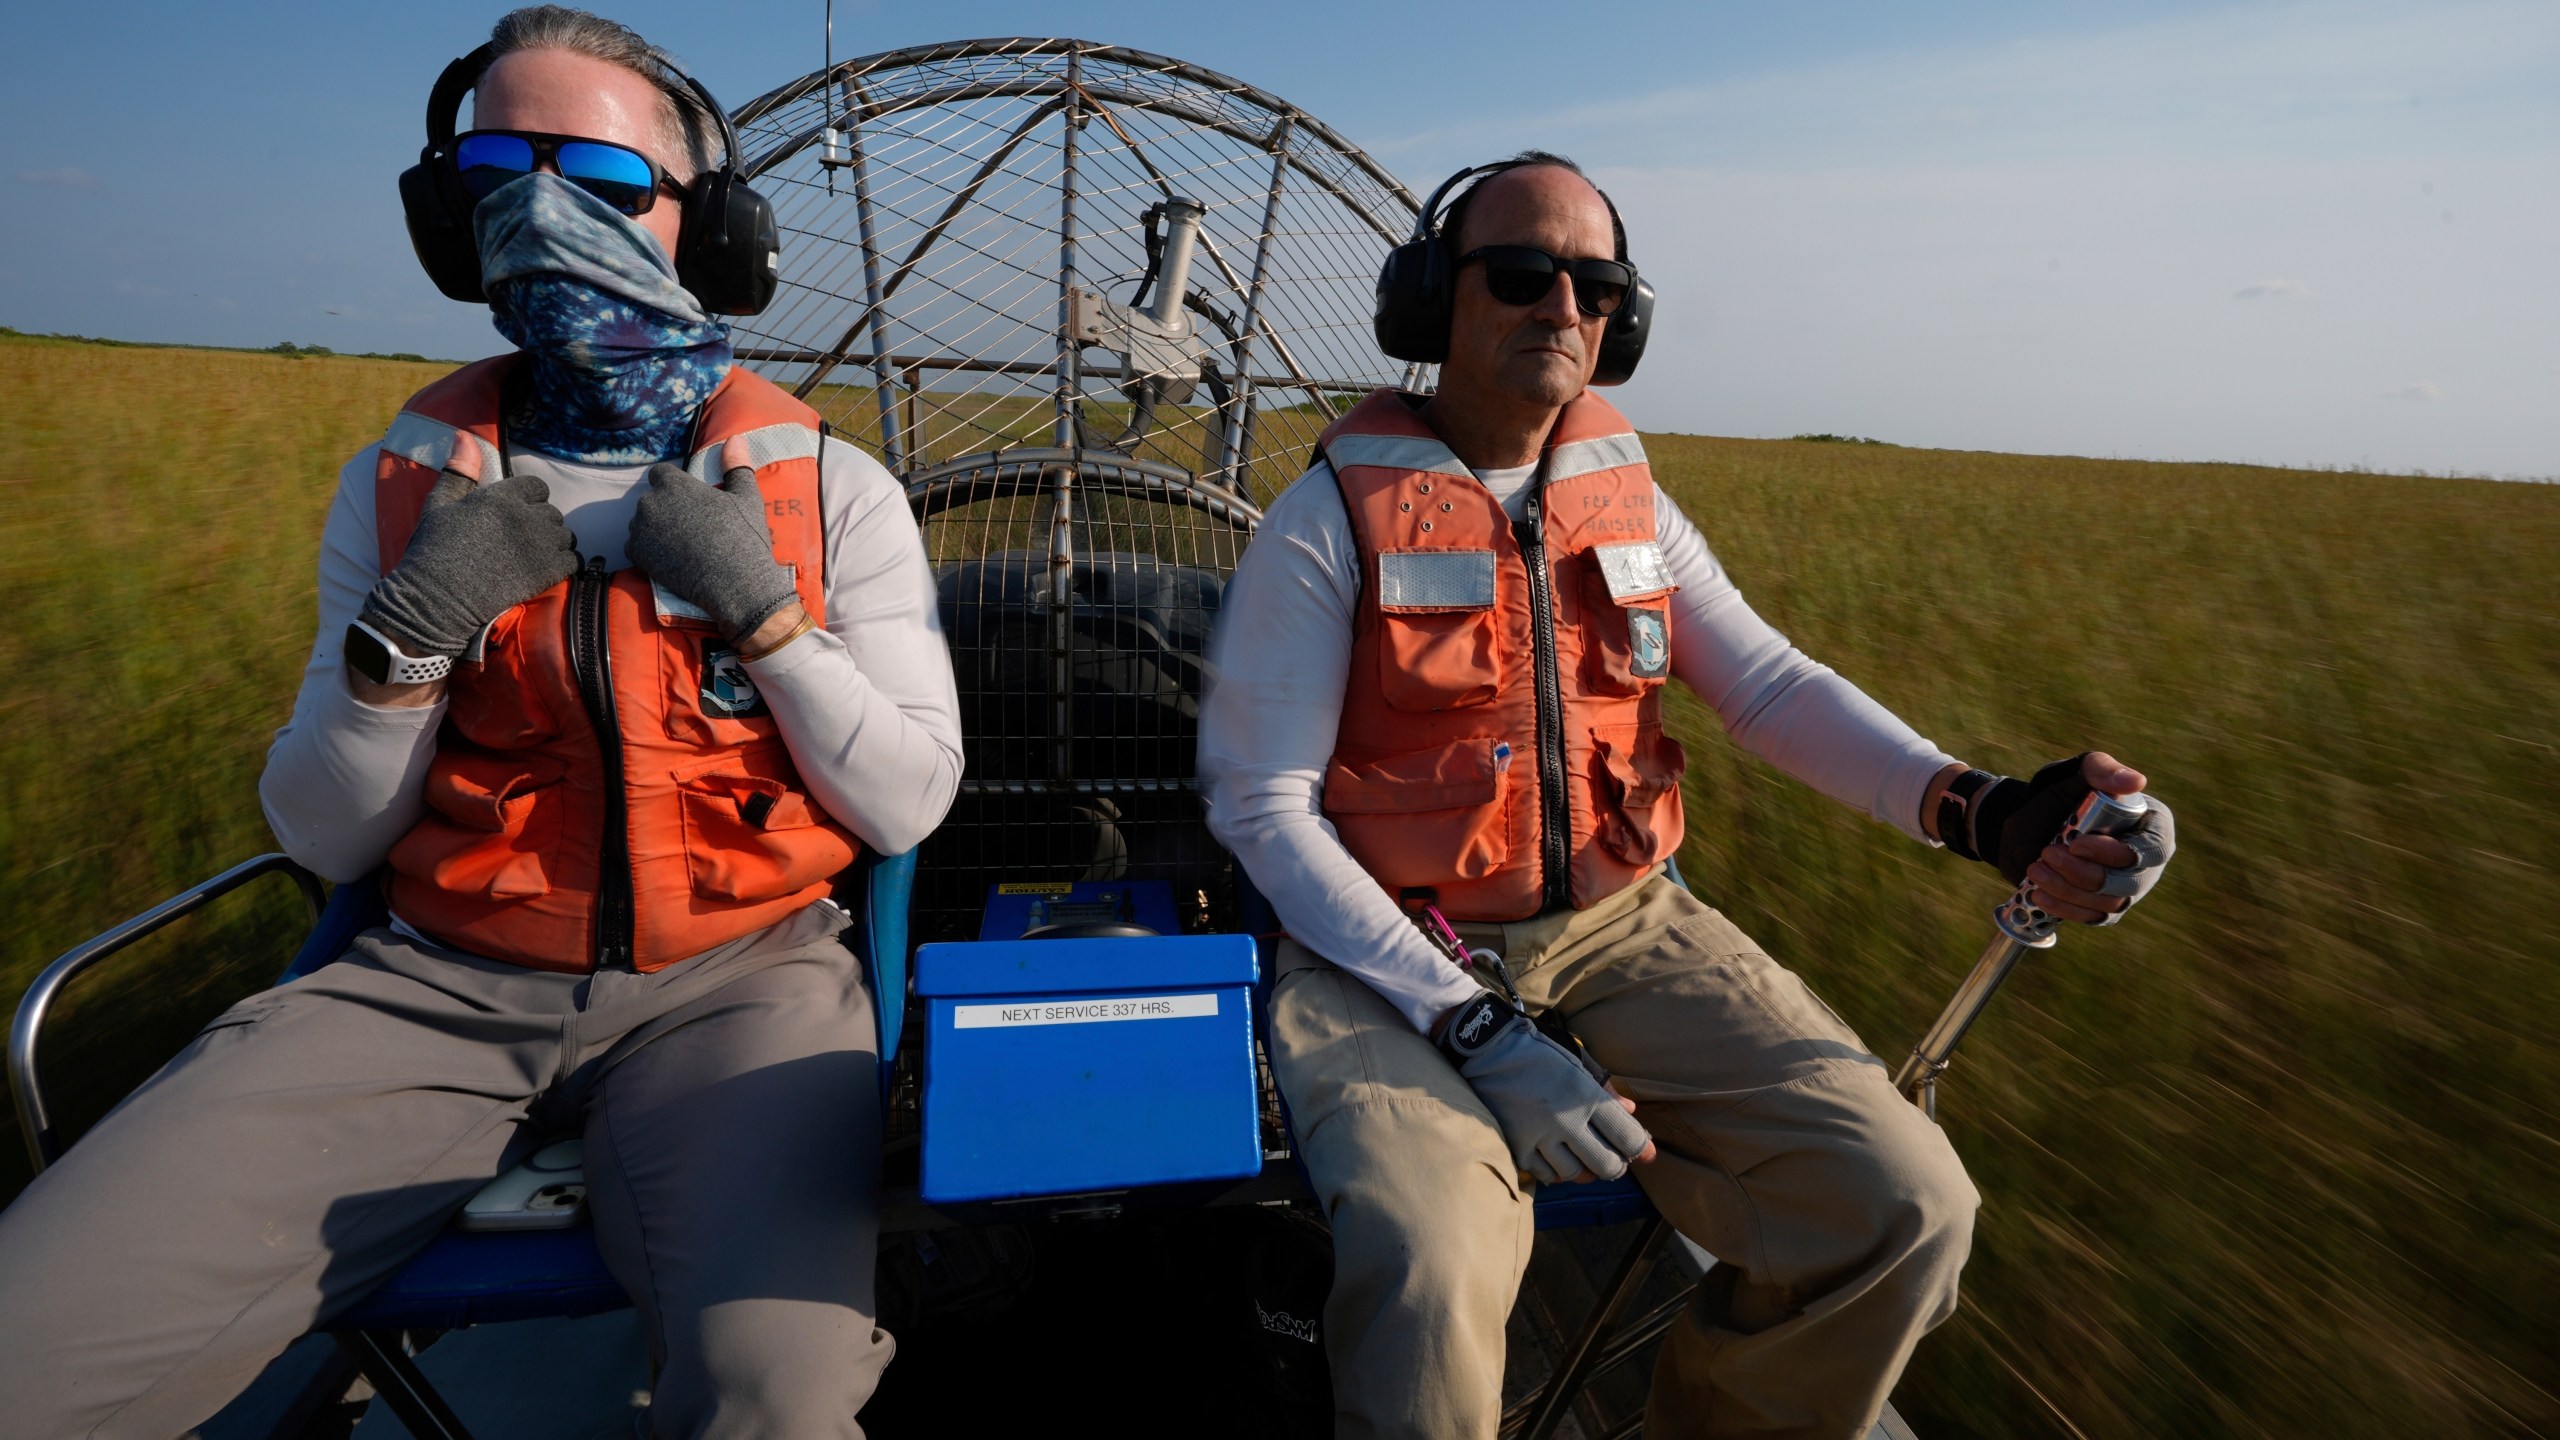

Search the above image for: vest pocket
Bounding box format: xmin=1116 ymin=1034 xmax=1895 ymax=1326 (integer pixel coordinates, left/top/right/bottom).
xmin=388 ymin=758 xmax=565 ymax=900
xmin=675 ymin=753 xmax=858 ymax=903
xmin=1579 ymin=567 xmax=1673 ymax=697
xmin=1375 ymin=548 xmax=1501 ymax=711
xmin=444 ymin=603 xmax=566 ymax=751
xmin=1592 ymin=724 xmax=1687 ymax=866
xmin=1323 ymin=738 xmax=1512 ymax=885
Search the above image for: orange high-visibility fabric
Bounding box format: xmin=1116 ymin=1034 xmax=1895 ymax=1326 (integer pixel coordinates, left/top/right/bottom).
xmin=1320 ymin=388 xmax=1687 ymax=921
xmin=371 ymin=357 xmax=856 ymax=972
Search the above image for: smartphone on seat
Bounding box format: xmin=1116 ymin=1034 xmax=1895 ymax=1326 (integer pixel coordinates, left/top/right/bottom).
xmin=458 ymin=1139 xmax=588 ymax=1231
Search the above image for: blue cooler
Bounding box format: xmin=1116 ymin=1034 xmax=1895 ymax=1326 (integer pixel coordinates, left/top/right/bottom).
xmin=915 ymin=932 xmax=1262 ymax=1211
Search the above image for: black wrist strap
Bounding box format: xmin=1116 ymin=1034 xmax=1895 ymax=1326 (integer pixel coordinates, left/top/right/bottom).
xmin=1935 ymin=768 xmax=2006 ymax=863
xmin=1437 ymin=992 xmax=1515 ymax=1062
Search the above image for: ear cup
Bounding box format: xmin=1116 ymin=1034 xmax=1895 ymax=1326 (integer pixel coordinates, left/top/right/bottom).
xmin=406 ymin=47 xmax=497 ymax=304
xmin=1372 ymin=237 xmax=1455 ymax=364
xmin=1590 ymin=274 xmax=1653 ymax=386
xmin=675 ymin=172 xmax=780 ymax=316
xmin=399 ymin=157 xmax=488 ymax=304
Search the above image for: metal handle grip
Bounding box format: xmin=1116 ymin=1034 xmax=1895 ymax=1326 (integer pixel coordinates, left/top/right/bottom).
xmin=1992 ymin=788 xmax=2151 ymax=946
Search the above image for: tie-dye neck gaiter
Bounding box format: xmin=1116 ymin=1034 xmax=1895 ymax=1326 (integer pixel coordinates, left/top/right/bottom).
xmin=473 ymin=173 xmax=733 ymax=465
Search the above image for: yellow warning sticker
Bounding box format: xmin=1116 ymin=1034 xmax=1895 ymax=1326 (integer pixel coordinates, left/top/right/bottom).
xmin=996 ymin=882 xmax=1076 ymax=895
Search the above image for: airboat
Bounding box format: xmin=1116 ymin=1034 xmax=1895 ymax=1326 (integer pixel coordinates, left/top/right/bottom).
xmin=3 ymin=36 xmax=2142 ymax=1438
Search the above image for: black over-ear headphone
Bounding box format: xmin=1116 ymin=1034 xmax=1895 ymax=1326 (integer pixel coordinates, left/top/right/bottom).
xmin=397 ymin=43 xmax=780 ymax=316
xmin=1374 ymin=160 xmax=1655 ymax=386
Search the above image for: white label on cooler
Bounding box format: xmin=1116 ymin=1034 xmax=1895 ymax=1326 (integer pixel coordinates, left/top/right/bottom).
xmin=953 ymin=991 xmax=1221 ymax=1030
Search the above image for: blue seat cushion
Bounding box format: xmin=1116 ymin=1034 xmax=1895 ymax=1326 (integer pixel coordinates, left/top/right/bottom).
xmin=1532 ymin=1174 xmax=1656 ymax=1231
xmin=333 ymin=1227 xmax=627 ymax=1332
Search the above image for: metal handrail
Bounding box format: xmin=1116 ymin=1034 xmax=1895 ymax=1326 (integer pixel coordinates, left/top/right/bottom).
xmin=9 ymin=853 xmax=324 ymax=1173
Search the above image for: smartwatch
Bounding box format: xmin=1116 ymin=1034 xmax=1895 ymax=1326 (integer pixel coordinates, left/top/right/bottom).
xmin=345 ymin=620 xmax=453 ymax=686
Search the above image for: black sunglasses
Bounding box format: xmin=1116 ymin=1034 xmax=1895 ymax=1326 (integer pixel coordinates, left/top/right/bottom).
xmin=454 ymin=129 xmax=685 ymax=217
xmin=1457 ymin=245 xmax=1635 ymax=317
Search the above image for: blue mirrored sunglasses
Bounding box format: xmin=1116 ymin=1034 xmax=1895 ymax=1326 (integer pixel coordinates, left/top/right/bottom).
xmin=454 ymin=129 xmax=682 ymax=217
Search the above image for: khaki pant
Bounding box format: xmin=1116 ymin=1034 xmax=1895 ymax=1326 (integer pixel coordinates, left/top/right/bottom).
xmin=0 ymin=903 xmax=892 ymax=1439
xmin=1269 ymin=874 xmax=1978 ymax=1440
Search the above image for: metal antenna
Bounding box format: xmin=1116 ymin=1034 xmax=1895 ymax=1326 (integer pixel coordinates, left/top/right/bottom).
xmin=816 ymin=0 xmax=849 ymax=187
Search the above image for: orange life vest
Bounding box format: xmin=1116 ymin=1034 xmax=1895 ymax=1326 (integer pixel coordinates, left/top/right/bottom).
xmin=372 ymin=356 xmax=857 ymax=973
xmin=1318 ymin=389 xmax=1687 ymax=922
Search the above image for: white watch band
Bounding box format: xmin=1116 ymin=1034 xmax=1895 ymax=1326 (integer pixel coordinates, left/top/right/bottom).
xmin=353 ymin=619 xmax=454 ymax=685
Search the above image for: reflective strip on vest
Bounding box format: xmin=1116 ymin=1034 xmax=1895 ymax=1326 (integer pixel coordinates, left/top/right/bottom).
xmin=1548 ymin=431 xmax=1648 ymax=483
xmin=1325 ymin=432 xmax=1476 ymax=479
xmin=380 ymin=411 xmax=504 ymax=482
xmin=684 ymin=420 xmax=823 ymax=481
xmin=1377 ymin=550 xmax=1497 ymax=610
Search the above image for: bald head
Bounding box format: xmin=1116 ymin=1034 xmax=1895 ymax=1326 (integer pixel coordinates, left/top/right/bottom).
xmin=1445 ymin=163 xmax=1619 ymax=263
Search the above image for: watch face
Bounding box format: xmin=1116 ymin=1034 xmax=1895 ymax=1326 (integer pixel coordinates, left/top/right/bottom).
xmin=345 ymin=623 xmax=392 ymax=684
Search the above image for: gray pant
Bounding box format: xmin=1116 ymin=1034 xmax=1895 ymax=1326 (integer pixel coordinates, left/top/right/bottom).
xmin=0 ymin=902 xmax=892 ymax=1439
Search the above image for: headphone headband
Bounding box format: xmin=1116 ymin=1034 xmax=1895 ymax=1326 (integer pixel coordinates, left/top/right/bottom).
xmin=1409 ymin=161 xmax=1520 ymax=243
xmin=1416 ymin=159 xmax=1629 ymax=264
xmin=422 ymin=42 xmax=740 ymax=183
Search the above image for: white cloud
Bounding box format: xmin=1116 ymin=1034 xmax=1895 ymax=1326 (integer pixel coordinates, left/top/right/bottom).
xmin=14 ymin=167 xmax=101 ymax=192
xmin=2235 ymin=279 xmax=2312 ymax=300
xmin=2393 ymin=381 xmax=2444 ymax=401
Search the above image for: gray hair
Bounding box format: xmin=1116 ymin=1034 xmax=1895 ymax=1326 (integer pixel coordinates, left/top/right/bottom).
xmin=486 ymin=6 xmax=717 ymax=179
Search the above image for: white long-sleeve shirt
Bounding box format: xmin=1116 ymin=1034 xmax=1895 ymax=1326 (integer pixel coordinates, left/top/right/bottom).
xmin=1198 ymin=459 xmax=1956 ymax=1032
xmin=261 ymin=436 xmax=965 ymax=897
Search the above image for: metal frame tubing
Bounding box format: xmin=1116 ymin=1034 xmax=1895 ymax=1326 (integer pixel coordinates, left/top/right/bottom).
xmin=1216 ymin=115 xmax=1293 ymax=489
xmin=1046 ymin=52 xmax=1084 ymax=786
xmin=785 ymin=97 xmax=1069 ymax=405
xmin=839 ymin=77 xmax=908 ymax=475
xmin=337 ymin=1331 xmax=475 ymax=1440
xmin=1894 ymin=931 xmax=2036 ymax=1115
xmin=10 ymin=852 xmax=323 ymax=1173
xmin=1510 ymin=1214 xmax=1674 ymax=1440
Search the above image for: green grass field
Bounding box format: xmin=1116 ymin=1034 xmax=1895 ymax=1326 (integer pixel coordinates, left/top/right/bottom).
xmin=2 ymin=332 xmax=2553 ymax=1437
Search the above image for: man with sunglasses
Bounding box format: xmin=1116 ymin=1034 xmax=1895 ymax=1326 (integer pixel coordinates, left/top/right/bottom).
xmin=1200 ymin=154 xmax=2175 ymax=1438
xmin=0 ymin=9 xmax=960 ymax=1436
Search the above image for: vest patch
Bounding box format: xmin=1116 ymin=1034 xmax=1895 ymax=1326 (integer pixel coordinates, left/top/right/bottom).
xmin=699 ymin=642 xmax=767 ymax=717
xmin=1629 ymin=610 xmax=1669 ymax=678
xmin=1593 ymin=541 xmax=1675 ymax=601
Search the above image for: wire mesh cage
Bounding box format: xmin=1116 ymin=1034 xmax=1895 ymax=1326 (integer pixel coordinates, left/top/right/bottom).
xmin=728 ymin=39 xmax=1428 ymax=942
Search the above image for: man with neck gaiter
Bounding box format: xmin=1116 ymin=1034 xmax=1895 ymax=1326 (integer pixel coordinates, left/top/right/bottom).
xmin=0 ymin=10 xmax=960 ymax=1436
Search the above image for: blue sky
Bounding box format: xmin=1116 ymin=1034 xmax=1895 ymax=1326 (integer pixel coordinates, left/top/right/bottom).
xmin=4 ymin=0 xmax=2553 ymax=476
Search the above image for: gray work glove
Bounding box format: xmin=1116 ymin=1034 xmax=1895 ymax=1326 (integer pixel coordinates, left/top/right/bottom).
xmin=627 ymin=463 xmax=798 ymax=642
xmin=360 ymin=467 xmax=580 ymax=658
xmin=2087 ymin=795 xmax=2175 ymax=925
xmin=1438 ymin=993 xmax=1653 ymax=1186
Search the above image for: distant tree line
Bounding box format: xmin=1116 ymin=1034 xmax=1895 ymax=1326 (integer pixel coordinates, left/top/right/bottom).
xmin=0 ymin=326 xmax=450 ymax=366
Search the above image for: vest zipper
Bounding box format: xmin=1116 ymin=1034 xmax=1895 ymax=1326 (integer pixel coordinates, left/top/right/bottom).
xmin=566 ymin=556 xmax=634 ymax=968
xmin=1515 ymin=491 xmax=1573 ymax=912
